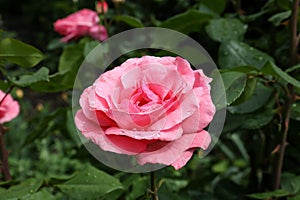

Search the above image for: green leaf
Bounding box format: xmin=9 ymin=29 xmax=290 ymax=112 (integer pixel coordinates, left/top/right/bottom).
xmin=114 ymin=15 xmax=144 ymax=28
xmin=228 ymin=82 xmax=273 ymax=114
xmin=206 ymin=18 xmax=247 ymax=42
xmin=30 ymin=70 xmax=75 ymax=92
xmin=9 ymin=67 xmax=49 ymax=87
xmin=56 ymin=165 xmax=123 ymax=200
xmin=58 ymin=43 xmax=84 ymax=73
xmin=218 ymin=41 xmax=274 ymax=69
xmin=0 ymin=80 xmax=10 ymax=91
xmin=286 ymin=64 xmax=300 ymax=73
xmin=281 ymin=173 xmax=300 ymax=194
xmin=198 ymin=0 xmax=226 ymax=15
xmin=0 ymin=179 xmax=43 ymax=200
xmin=221 ymin=71 xmax=247 ymax=105
xmin=163 ymin=179 xmax=189 ymax=192
xmin=210 ymin=70 xmax=227 ymax=110
xmin=0 ymin=38 xmax=44 ymax=68
xmin=124 ymin=175 xmax=148 ymax=200
xmin=22 ymin=108 xmax=67 ymax=146
xmin=289 ymin=195 xmax=300 ymax=200
xmin=291 ymin=102 xmax=300 ymax=121
xmin=241 ymin=108 xmax=274 ymax=130
xmin=84 ymin=40 xmax=100 ymax=57
xmin=232 ymin=76 xmax=257 ymax=105
xmin=160 ymin=10 xmax=213 ymax=34
xmin=25 ymin=188 xmax=56 ymax=200
xmin=268 ymin=10 xmax=291 ymax=26
xmin=261 ymin=61 xmax=300 ymax=88
xmin=66 ymin=109 xmax=82 ymax=147
xmin=247 ymin=189 xmax=291 ymax=199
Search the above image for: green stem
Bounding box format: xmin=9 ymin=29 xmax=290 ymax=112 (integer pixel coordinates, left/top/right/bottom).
xmin=150 ymin=172 xmax=159 ymax=200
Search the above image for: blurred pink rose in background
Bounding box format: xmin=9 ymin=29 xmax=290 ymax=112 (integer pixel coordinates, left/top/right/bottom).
xmin=96 ymin=1 xmax=109 ymax=14
xmin=54 ymin=9 xmax=108 ymax=42
xmin=75 ymin=56 xmax=215 ymax=170
xmin=0 ymin=91 xmax=20 ymax=123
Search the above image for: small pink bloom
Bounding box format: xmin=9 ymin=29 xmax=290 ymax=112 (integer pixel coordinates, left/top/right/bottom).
xmin=75 ymin=56 xmax=215 ymax=170
xmin=96 ymin=1 xmax=109 ymax=14
xmin=0 ymin=90 xmax=20 ymax=123
xmin=54 ymin=9 xmax=108 ymax=42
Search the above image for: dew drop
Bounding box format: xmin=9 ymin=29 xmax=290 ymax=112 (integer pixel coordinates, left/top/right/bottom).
xmin=249 ymin=47 xmax=254 ymax=51
xmin=87 ymin=172 xmax=91 ymax=176
xmin=132 ymin=128 xmax=137 ymax=131
xmin=258 ymin=56 xmax=263 ymax=60
xmin=157 ymin=133 xmax=161 ymax=138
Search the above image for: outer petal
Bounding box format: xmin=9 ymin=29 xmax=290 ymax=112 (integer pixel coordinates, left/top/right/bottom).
xmin=173 ymin=57 xmax=195 ymax=87
xmin=181 ymin=87 xmax=215 ymax=132
xmin=89 ymin=25 xmax=108 ymax=41
xmin=136 ymin=130 xmax=210 ymax=168
xmin=171 ymin=130 xmax=211 ymax=170
xmin=75 ymin=110 xmax=147 ymax=155
xmin=105 ymin=124 xmax=183 ymax=141
xmin=136 ymin=133 xmax=196 ymax=166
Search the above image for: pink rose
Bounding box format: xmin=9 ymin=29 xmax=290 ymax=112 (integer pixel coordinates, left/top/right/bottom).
xmin=75 ymin=56 xmax=215 ymax=170
xmin=0 ymin=91 xmax=20 ymax=123
xmin=96 ymin=1 xmax=109 ymax=14
xmin=54 ymin=9 xmax=108 ymax=42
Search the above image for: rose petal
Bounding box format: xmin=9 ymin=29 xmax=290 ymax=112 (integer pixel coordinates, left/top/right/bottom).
xmin=173 ymin=57 xmax=195 ymax=87
xmin=149 ymin=89 xmax=198 ymax=130
xmin=75 ymin=110 xmax=147 ymax=155
xmin=136 ymin=133 xmax=196 ymax=166
xmin=181 ymin=87 xmax=215 ymax=132
xmin=171 ymin=149 xmax=194 ymax=170
xmin=105 ymin=124 xmax=183 ymax=141
xmin=171 ymin=130 xmax=211 ymax=169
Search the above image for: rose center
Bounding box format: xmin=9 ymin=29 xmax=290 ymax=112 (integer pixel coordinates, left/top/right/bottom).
xmin=130 ymin=83 xmax=166 ymax=111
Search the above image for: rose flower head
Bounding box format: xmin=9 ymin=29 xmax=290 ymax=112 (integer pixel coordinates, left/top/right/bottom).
xmin=0 ymin=90 xmax=20 ymax=124
xmin=75 ymin=56 xmax=215 ymax=170
xmin=54 ymin=9 xmax=108 ymax=42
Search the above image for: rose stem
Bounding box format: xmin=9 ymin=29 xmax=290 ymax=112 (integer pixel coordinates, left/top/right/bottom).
xmin=0 ymin=86 xmax=14 ymax=106
xmin=0 ymin=124 xmax=11 ymax=180
xmin=272 ymin=0 xmax=299 ymax=191
xmin=150 ymin=171 xmax=159 ymax=200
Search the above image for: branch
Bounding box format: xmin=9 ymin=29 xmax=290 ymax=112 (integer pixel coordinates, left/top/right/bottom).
xmin=0 ymin=125 xmax=11 ymax=181
xmin=290 ymin=0 xmax=300 ymax=66
xmin=273 ymin=0 xmax=299 ymax=191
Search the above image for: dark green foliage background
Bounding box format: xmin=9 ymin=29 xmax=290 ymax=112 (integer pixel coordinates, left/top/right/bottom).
xmin=0 ymin=0 xmax=300 ymax=199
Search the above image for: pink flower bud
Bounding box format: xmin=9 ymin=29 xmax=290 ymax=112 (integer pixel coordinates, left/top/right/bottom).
xmin=96 ymin=1 xmax=109 ymax=14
